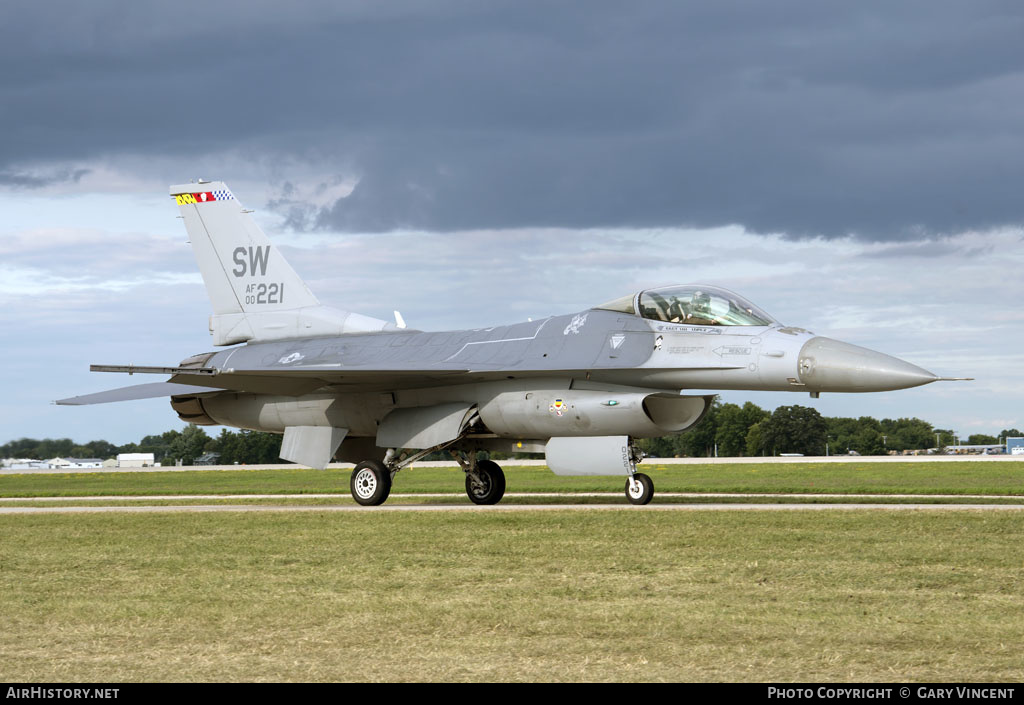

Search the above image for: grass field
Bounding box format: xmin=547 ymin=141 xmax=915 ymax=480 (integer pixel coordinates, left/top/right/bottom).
xmin=2 ymin=510 xmax=1023 ymax=682
xmin=2 ymin=462 xmax=1024 ymax=682
xmin=3 ymin=460 xmax=1024 ymax=498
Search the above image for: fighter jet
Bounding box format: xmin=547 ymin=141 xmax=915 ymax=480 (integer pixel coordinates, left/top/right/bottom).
xmin=58 ymin=181 xmax=968 ymax=506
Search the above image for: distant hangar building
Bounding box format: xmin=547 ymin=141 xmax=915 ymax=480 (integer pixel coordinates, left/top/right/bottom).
xmin=1008 ymin=438 xmax=1024 ymax=456
xmin=116 ymin=453 xmax=156 ymax=468
xmin=46 ymin=458 xmax=104 ymax=469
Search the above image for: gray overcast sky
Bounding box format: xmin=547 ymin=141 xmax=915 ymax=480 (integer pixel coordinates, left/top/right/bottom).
xmin=0 ymin=1 xmax=1021 ymax=445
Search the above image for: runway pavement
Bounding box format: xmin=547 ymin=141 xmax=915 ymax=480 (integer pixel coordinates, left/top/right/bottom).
xmin=3 ymin=500 xmax=1024 ymax=514
xmin=2 ymin=491 xmax=1024 ymax=502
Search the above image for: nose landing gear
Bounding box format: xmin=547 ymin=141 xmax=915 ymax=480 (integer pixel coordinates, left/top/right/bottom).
xmin=625 ymin=472 xmax=654 ymax=505
xmin=625 ymin=444 xmax=653 ymax=505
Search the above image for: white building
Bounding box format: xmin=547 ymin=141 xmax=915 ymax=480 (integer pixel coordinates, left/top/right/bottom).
xmin=117 ymin=453 xmax=156 ymax=468
xmin=46 ymin=458 xmax=104 ymax=469
xmin=3 ymin=458 xmax=49 ymax=470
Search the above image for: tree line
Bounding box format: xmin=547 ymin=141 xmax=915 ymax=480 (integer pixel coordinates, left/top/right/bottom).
xmin=638 ymin=401 xmax=1023 ymax=458
xmin=3 ymin=404 xmax=1022 ymax=463
xmin=1 ymin=427 xmax=284 ymax=466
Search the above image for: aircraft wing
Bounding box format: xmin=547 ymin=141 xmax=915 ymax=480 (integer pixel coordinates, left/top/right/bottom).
xmin=168 ymin=369 xmax=479 ymax=394
xmin=55 ymin=381 xmax=222 ymax=406
xmin=85 ymin=362 xmax=745 ymax=395
xmin=86 ymin=364 xmax=477 ymax=395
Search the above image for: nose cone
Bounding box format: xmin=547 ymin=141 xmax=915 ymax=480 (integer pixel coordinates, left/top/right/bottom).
xmin=797 ymin=337 xmax=938 ymax=392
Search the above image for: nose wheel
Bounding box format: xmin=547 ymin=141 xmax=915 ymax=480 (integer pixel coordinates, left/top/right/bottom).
xmin=625 ymin=472 xmax=653 ymax=505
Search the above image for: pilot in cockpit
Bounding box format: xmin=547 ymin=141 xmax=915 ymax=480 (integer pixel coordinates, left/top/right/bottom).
xmin=599 ymin=285 xmax=776 ymax=328
xmin=666 ymin=298 xmax=686 ymax=323
xmin=666 ymin=291 xmax=715 ymax=325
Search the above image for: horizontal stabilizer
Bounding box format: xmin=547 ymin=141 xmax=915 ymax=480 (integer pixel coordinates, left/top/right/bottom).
xmin=55 ymin=382 xmax=219 ymax=406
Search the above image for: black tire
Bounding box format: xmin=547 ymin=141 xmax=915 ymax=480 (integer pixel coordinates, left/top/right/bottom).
xmin=350 ymin=460 xmax=392 ymax=506
xmin=625 ymin=472 xmax=654 ymax=505
xmin=466 ymin=459 xmax=506 ymax=505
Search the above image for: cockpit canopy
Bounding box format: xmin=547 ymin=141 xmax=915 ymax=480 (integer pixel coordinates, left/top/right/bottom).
xmin=596 ymin=285 xmax=776 ymax=327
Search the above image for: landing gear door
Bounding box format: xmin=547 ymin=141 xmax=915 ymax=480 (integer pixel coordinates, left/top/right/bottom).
xmin=377 ymin=403 xmax=476 ymax=450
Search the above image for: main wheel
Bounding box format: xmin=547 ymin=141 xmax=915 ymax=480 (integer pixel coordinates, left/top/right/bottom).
xmin=625 ymin=473 xmax=654 ymax=505
xmin=350 ymin=460 xmax=392 ymax=506
xmin=466 ymin=459 xmax=506 ymax=505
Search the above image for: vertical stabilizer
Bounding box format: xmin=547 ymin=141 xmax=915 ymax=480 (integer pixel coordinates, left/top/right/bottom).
xmin=170 ymin=181 xmax=392 ymax=345
xmin=171 ymin=181 xmax=319 ymax=316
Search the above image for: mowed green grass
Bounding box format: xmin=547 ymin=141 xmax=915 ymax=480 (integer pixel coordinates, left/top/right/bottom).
xmin=1 ymin=510 xmax=1023 ymax=682
xmin=3 ymin=460 xmax=1024 ymax=497
xmin=3 ymin=463 xmax=1024 ymax=681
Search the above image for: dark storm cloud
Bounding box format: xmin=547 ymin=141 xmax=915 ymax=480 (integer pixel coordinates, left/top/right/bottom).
xmin=2 ymin=1 xmax=1024 ymax=238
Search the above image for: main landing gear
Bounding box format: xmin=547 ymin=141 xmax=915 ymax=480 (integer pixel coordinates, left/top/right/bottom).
xmin=464 ymin=458 xmax=506 ymax=505
xmin=350 ymin=460 xmax=392 ymax=506
xmin=349 ymin=446 xmax=432 ymax=507
xmin=451 ymin=451 xmax=505 ymax=505
xmin=348 ymin=440 xmax=508 ymax=507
